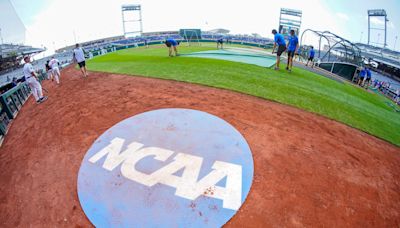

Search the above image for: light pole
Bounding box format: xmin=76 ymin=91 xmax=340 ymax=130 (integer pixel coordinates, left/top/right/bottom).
xmin=41 ymin=44 xmax=45 ymax=58
xmin=0 ymin=28 xmax=3 ymax=45
xmin=394 ymin=36 xmax=398 ymax=50
xmin=0 ymin=28 xmax=3 ymax=56
xmin=377 ymin=33 xmax=380 ymax=46
xmin=73 ymin=30 xmax=77 ymax=44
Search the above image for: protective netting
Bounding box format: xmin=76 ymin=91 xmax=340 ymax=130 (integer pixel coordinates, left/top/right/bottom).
xmin=300 ymin=30 xmax=362 ymax=66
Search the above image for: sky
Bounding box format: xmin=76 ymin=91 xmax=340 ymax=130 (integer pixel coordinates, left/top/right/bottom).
xmin=1 ymin=0 xmax=399 ymax=53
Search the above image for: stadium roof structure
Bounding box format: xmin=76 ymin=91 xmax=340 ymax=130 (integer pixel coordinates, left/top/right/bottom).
xmin=360 ymin=51 xmax=400 ymax=69
xmin=300 ymin=29 xmax=362 ymax=65
xmin=56 ymin=35 xmax=125 ymax=53
xmin=355 ymin=43 xmax=400 ymax=59
xmin=207 ymin=29 xmax=230 ymax=34
xmin=0 ymin=44 xmax=45 ymax=76
xmin=348 ymin=43 xmax=400 ymax=70
xmin=0 ymin=43 xmax=45 ymax=59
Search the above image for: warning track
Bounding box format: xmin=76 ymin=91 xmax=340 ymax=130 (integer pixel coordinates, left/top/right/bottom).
xmin=0 ymin=66 xmax=399 ymax=227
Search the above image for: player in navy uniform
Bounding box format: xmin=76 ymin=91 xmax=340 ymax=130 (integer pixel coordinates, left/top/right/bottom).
xmin=217 ymin=38 xmax=224 ymax=49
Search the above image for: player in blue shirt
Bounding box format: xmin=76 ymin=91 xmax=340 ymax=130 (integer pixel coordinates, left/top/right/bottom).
xmin=286 ymin=30 xmax=299 ymax=72
xmin=295 ymin=46 xmax=302 ymax=61
xmin=364 ymin=67 xmax=372 ymax=88
xmin=272 ymin=29 xmax=286 ymax=70
xmin=305 ymin=46 xmax=315 ymax=68
xmin=358 ymin=67 xmax=367 ymax=86
xmin=164 ymin=38 xmax=180 ymax=57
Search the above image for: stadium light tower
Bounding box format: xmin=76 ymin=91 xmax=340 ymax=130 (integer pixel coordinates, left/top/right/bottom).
xmin=368 ymin=9 xmax=388 ymax=48
xmin=121 ymin=4 xmax=143 ymax=37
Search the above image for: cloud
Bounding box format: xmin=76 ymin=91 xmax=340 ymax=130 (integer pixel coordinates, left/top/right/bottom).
xmin=336 ymin=12 xmax=349 ymax=21
xmin=21 ymin=0 xmax=351 ymax=54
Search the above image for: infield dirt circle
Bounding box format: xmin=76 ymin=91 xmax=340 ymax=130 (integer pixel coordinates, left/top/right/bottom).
xmin=0 ymin=66 xmax=399 ymax=227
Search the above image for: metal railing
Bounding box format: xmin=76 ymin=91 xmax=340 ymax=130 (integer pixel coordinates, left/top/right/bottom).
xmin=0 ymin=72 xmax=47 ymax=145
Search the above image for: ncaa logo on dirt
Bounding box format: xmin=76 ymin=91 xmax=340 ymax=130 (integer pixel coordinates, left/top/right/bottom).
xmin=77 ymin=108 xmax=254 ymax=227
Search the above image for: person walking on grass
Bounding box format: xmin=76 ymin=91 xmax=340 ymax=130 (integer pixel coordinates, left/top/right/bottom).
xmin=305 ymin=46 xmax=315 ymax=68
xmin=23 ymin=56 xmax=47 ymax=104
xmin=271 ymin=29 xmax=286 ymax=70
xmin=73 ymin=43 xmax=88 ymax=77
xmin=286 ymin=30 xmax=299 ymax=72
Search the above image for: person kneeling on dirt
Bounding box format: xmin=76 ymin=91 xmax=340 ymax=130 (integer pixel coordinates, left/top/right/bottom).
xmin=165 ymin=38 xmax=179 ymax=57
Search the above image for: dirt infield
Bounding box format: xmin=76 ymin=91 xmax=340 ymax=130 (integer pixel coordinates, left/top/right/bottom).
xmin=0 ymin=66 xmax=399 ymax=227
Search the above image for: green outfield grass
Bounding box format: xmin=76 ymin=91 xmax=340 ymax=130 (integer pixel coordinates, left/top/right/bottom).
xmin=87 ymin=44 xmax=400 ymax=146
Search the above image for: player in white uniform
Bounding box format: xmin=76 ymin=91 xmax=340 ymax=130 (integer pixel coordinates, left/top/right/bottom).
xmin=48 ymin=56 xmax=61 ymax=84
xmin=23 ymin=56 xmax=47 ymax=104
xmin=73 ymin=43 xmax=88 ymax=77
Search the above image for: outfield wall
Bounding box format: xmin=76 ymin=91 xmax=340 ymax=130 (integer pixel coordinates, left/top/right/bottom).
xmin=87 ymin=40 xmax=274 ymax=58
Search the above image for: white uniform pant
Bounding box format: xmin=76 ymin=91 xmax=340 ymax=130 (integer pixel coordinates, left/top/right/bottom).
xmin=26 ymin=77 xmax=43 ymax=101
xmin=47 ymin=70 xmax=53 ymax=80
xmin=52 ymin=67 xmax=60 ymax=84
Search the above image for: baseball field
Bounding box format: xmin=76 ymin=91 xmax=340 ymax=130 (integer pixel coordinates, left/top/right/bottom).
xmin=89 ymin=44 xmax=400 ymax=146
xmin=0 ymin=44 xmax=399 ymax=227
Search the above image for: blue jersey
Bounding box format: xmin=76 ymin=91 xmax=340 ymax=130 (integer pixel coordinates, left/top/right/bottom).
xmin=366 ymin=69 xmax=372 ymax=78
xmin=274 ymin=33 xmax=286 ymax=46
xmin=288 ymin=35 xmax=299 ymax=51
xmin=309 ymin=49 xmax=315 ymax=57
xmin=359 ymin=69 xmax=366 ymax=77
xmin=166 ymin=38 xmax=177 ymax=46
